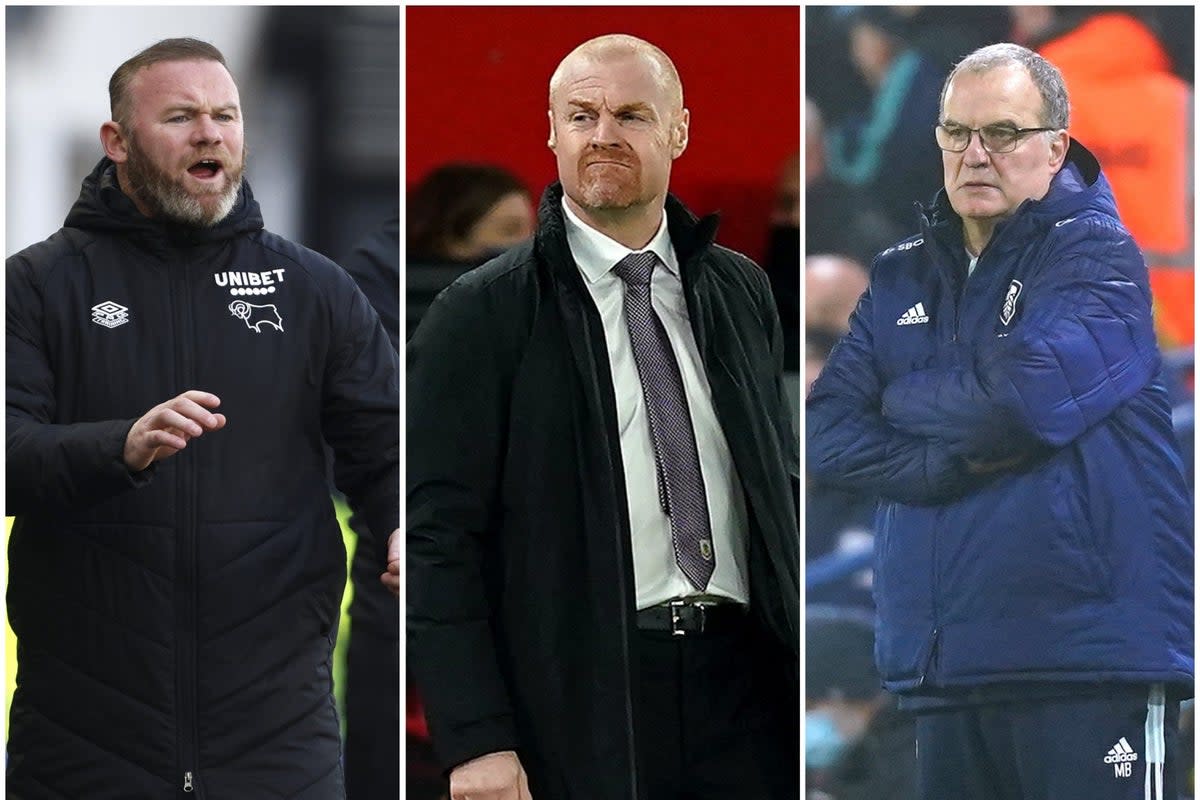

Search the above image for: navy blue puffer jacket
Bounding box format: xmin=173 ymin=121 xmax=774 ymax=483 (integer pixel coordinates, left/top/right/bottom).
xmin=807 ymin=141 xmax=1193 ymax=693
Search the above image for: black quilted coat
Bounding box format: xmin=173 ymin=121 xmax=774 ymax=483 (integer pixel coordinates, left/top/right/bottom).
xmin=5 ymin=159 xmax=399 ymax=799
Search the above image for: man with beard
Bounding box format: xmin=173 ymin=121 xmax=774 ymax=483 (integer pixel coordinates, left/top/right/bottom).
xmin=6 ymin=38 xmax=400 ymax=797
xmin=408 ymin=34 xmax=799 ymax=800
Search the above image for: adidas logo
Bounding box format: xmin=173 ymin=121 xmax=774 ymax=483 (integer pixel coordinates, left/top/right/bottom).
xmin=896 ymin=303 xmax=929 ymax=325
xmin=1104 ymin=737 xmax=1138 ymax=764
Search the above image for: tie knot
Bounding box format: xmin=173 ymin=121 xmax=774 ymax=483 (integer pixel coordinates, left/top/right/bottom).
xmin=613 ymin=251 xmax=658 ymax=286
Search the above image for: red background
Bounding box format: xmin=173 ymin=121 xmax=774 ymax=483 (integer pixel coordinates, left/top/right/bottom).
xmin=406 ymin=6 xmax=800 ymax=263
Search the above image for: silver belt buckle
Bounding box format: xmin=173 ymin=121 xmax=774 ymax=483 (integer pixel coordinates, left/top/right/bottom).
xmin=669 ymin=599 xmax=688 ymax=637
xmin=669 ymin=598 xmax=711 ymax=636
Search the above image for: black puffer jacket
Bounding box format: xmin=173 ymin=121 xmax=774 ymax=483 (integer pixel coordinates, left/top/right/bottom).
xmin=5 ymin=159 xmax=399 ymax=799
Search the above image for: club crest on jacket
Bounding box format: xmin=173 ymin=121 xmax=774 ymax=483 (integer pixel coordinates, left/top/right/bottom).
xmin=1000 ymin=279 xmax=1023 ymax=327
xmin=229 ymin=300 xmax=284 ymax=332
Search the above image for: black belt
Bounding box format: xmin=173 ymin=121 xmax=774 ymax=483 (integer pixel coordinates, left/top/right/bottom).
xmin=636 ymin=598 xmax=747 ymax=636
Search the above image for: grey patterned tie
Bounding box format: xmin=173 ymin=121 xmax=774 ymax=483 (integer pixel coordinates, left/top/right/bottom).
xmin=613 ymin=251 xmax=715 ymax=590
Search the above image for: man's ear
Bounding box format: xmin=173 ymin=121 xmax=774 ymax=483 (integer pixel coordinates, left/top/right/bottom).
xmin=1048 ymin=129 xmax=1069 ymax=171
xmin=101 ymin=120 xmax=130 ymax=164
xmin=670 ymin=108 xmax=689 ymax=159
xmin=547 ymin=109 xmax=556 ymax=150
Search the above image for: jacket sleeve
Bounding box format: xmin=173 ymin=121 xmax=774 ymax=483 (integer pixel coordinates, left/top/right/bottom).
xmin=880 ymin=228 xmax=1160 ymax=453
xmin=406 ymin=278 xmax=519 ymax=770
xmin=6 ymin=252 xmax=154 ymax=514
xmin=753 ymin=264 xmax=800 ymax=511
xmin=806 ymin=279 xmax=969 ymax=505
xmin=321 ymin=265 xmax=400 ymax=567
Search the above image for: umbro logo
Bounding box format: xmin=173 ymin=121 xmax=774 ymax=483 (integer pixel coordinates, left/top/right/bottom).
xmin=92 ymin=300 xmax=130 ymax=329
xmin=896 ymin=303 xmax=929 ymax=325
xmin=1105 ymin=737 xmax=1138 ymax=777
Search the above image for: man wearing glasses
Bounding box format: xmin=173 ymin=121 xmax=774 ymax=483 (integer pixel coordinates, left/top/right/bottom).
xmin=808 ymin=43 xmax=1192 ymax=800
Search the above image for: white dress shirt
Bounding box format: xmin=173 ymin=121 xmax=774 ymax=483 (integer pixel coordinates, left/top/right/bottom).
xmin=562 ymin=198 xmax=750 ymax=610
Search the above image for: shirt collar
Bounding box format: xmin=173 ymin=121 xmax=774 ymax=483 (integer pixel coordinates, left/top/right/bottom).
xmin=562 ymin=196 xmax=678 ymax=284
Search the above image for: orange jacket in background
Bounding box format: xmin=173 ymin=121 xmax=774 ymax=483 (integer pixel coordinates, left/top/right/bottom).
xmin=1040 ymin=13 xmax=1194 ymax=347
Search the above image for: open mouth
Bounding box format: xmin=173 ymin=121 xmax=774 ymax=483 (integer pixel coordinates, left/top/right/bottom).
xmin=187 ymin=159 xmax=223 ymax=180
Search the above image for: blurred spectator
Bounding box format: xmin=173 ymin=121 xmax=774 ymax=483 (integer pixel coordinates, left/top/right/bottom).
xmin=805 ymin=253 xmax=869 ymax=337
xmin=766 ymin=151 xmax=800 ymax=372
xmin=805 ymin=99 xmax=902 ymax=266
xmin=406 ymin=163 xmax=534 ymax=339
xmin=824 ymin=7 xmax=945 ymax=234
xmin=806 ymin=606 xmax=917 ymax=800
xmin=1017 ymin=7 xmax=1194 ymax=348
xmin=409 ymin=164 xmax=534 ymax=263
xmin=772 ymin=149 xmax=801 ymax=228
xmin=805 ymin=328 xmax=875 ymax=611
xmin=804 ymin=8 xmax=873 ymax=127
xmin=805 ymin=256 xmax=876 ymax=610
xmin=338 ymin=213 xmax=401 ymax=800
xmin=806 ymin=327 xmax=841 ymax=399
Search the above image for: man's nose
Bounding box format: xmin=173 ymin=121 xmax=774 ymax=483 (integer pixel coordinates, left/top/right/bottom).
xmin=962 ymin=131 xmax=990 ymax=166
xmin=590 ymin=112 xmax=622 ymax=147
xmin=191 ymin=115 xmax=223 ymax=146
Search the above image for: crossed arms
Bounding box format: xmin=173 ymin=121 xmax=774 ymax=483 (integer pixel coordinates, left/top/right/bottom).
xmin=807 ymin=231 xmax=1160 ymax=504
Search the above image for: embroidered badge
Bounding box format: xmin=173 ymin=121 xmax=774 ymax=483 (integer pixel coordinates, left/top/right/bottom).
xmin=1000 ymin=280 xmax=1023 ymax=326
xmin=92 ymin=301 xmax=130 ymax=329
xmin=229 ymin=300 xmax=284 ymax=333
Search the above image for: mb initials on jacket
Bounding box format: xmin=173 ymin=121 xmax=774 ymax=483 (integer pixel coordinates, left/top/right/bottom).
xmin=897 ymin=303 xmax=929 ymax=325
xmin=1104 ymin=737 xmax=1138 ymax=778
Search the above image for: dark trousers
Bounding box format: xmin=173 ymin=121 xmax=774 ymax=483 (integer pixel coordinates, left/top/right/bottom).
xmin=344 ymin=626 xmax=401 ymax=800
xmin=915 ymin=688 xmax=1179 ymax=800
xmin=633 ymin=622 xmax=799 ymax=799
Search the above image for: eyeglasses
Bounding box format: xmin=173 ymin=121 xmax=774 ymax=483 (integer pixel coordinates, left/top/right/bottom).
xmin=934 ymin=123 xmax=1058 ymax=154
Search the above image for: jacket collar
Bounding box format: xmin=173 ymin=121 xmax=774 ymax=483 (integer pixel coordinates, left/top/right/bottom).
xmin=534 ymin=182 xmax=720 ymax=289
xmin=560 ymin=195 xmax=679 ymax=284
xmin=920 ymin=139 xmax=1112 ymax=275
xmin=64 ymin=157 xmax=265 ymax=251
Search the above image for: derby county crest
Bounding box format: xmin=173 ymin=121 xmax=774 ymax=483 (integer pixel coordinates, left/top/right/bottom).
xmin=229 ymin=300 xmax=284 ymax=333
xmin=999 ymin=280 xmax=1023 ymax=327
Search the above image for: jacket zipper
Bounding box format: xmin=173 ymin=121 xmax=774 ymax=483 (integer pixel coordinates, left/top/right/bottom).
xmin=924 ymin=507 xmax=943 ymax=688
xmin=917 ymin=628 xmax=941 ymax=688
xmin=953 ymin=252 xmax=974 ymax=343
xmin=172 ymin=257 xmax=201 ymax=798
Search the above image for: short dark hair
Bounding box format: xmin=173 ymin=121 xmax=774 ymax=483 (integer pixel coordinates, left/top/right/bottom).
xmin=109 ymin=38 xmax=229 ymax=128
xmin=407 ymin=164 xmax=530 ymax=259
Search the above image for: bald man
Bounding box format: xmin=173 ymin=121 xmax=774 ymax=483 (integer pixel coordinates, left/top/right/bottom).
xmin=408 ymin=34 xmax=800 ymax=800
xmin=806 ymin=254 xmax=870 ymax=335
